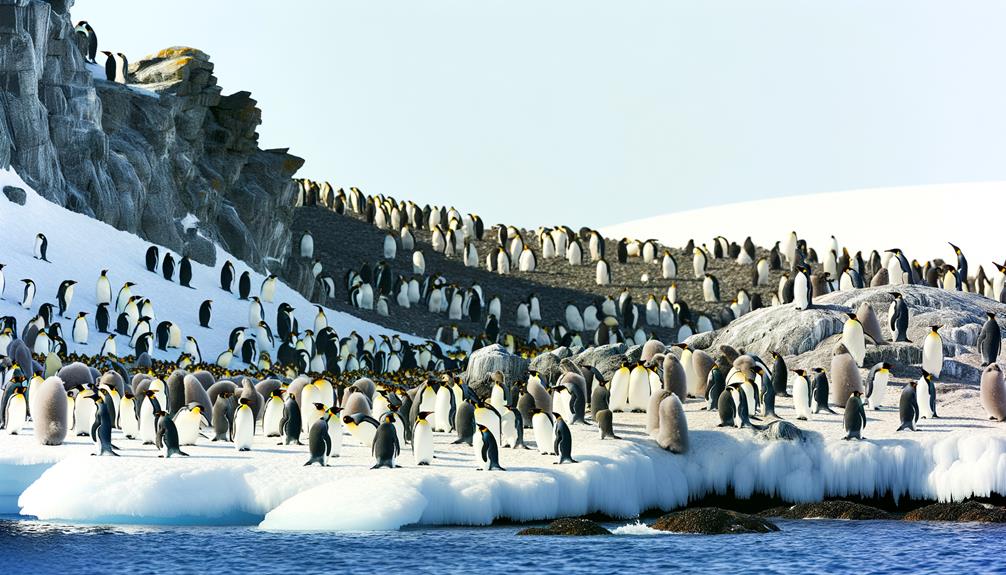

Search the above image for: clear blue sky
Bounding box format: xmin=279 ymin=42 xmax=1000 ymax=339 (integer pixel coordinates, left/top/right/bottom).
xmin=75 ymin=0 xmax=1006 ymax=229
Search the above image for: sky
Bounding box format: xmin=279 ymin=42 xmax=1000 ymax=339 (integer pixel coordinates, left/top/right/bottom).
xmin=74 ymin=0 xmax=1006 ymax=229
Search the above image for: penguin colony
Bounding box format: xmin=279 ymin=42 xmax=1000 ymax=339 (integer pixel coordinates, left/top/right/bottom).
xmin=5 ymin=179 xmax=1006 ymax=481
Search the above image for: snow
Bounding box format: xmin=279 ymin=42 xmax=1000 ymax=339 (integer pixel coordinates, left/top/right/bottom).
xmin=4 ymin=384 xmax=1006 ymax=530
xmin=85 ymin=62 xmax=159 ymax=98
xmin=601 ymin=183 xmax=1006 ymax=270
xmin=0 ymin=168 xmax=423 ymax=364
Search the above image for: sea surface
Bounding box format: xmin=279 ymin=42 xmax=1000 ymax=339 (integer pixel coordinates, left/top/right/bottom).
xmin=1 ymin=516 xmax=1004 ymax=575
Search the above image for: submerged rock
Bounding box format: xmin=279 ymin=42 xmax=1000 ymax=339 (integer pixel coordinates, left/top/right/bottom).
xmin=516 ymin=517 xmax=611 ymax=536
xmin=904 ymin=501 xmax=1006 ymax=523
xmin=761 ymin=501 xmax=892 ymax=520
xmin=652 ymin=508 xmax=780 ymax=534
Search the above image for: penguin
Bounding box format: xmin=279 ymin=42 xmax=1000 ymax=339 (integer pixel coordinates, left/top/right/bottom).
xmin=263 ymin=389 xmax=285 ymax=437
xmin=172 ymin=402 xmax=206 ymax=446
xmin=922 ymin=326 xmax=944 ymax=378
xmin=692 ymin=247 xmax=707 ymax=279
xmin=72 ymin=312 xmax=89 ymax=345
xmin=413 ymin=411 xmax=435 ymax=465
xmin=715 ymin=383 xmax=737 ymax=427
xmin=655 ymin=394 xmax=688 ymax=453
xmin=56 ymin=280 xmax=76 ymax=318
xmin=476 ymin=424 xmax=505 ymax=471
xmin=841 ymin=313 xmax=866 ymax=367
xmin=702 ymin=273 xmax=720 ymax=302
xmin=220 ymin=260 xmax=235 ymax=292
xmin=977 ymin=312 xmax=1002 ymax=367
xmin=95 ymin=269 xmax=111 ymax=306
xmin=811 ymin=368 xmax=836 ymax=414
xmin=705 ymin=365 xmax=726 ymax=412
xmin=627 ymin=361 xmax=650 ymax=411
xmin=843 ymin=391 xmax=867 ymax=440
xmin=118 ymin=391 xmax=139 ymax=439
xmin=865 ymin=362 xmax=891 ymax=410
xmin=278 ymin=393 xmax=302 ymax=445
xmin=162 ymin=252 xmax=175 ymax=281
xmin=232 ymin=398 xmax=255 ymax=451
xmin=300 ymin=231 xmax=314 ymax=258
xmin=304 ymin=411 xmax=333 ymax=466
xmin=793 ymin=265 xmax=812 ymax=310
xmin=609 ymin=362 xmax=631 ymax=412
xmin=198 ymin=300 xmax=212 ymax=329
xmin=238 ymin=271 xmax=252 ymax=300
xmin=552 ymin=413 xmax=576 ymax=464
xmin=770 ymin=352 xmax=788 ymax=396
xmin=77 ymin=20 xmax=98 ymax=63
xmin=759 ymin=367 xmax=779 ymax=419
xmin=33 ymin=377 xmax=68 ymax=446
xmin=1 ymin=384 xmax=27 ymax=435
xmin=92 ymin=396 xmax=118 ymax=456
xmin=595 ymin=258 xmax=611 ymax=286
xmin=980 ymin=364 xmax=1006 ymax=421
xmin=179 ymin=256 xmax=193 ymax=288
xmin=595 ymin=409 xmax=620 ymax=439
xmin=34 ymin=233 xmax=50 ymax=262
xmin=897 ymin=381 xmax=920 ymax=431
xmin=453 ymin=400 xmax=476 ymax=445
xmin=531 ymin=408 xmax=555 ymax=454
xmin=155 ymin=411 xmax=189 ymax=457
xmin=344 ymin=413 xmax=380 ymax=447
xmin=145 ymin=246 xmax=159 ymax=272
xmin=917 ymin=370 xmax=938 ymax=419
xmin=260 ymin=275 xmax=278 ymax=302
xmin=888 ymin=293 xmax=910 ymax=342
xmin=371 ymin=414 xmax=401 ymax=469
xmin=211 ymin=392 xmax=235 ymax=442
xmin=20 ymin=279 xmax=35 ymax=309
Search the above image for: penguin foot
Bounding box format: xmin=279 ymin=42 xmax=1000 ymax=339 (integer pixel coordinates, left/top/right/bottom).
xmin=797 ymin=416 xmax=807 ymax=421
xmin=418 ymin=462 xmax=429 ymax=466
xmin=239 ymin=448 xmax=250 ymax=452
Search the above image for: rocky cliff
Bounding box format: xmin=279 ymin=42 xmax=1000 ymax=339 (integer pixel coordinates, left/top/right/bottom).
xmin=0 ymin=0 xmax=302 ymax=271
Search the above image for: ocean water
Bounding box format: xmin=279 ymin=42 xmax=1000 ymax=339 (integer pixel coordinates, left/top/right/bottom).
xmin=1 ymin=517 xmax=1003 ymax=575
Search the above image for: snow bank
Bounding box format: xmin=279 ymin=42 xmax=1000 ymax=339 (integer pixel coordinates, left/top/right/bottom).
xmin=6 ymin=421 xmax=1006 ymax=530
xmin=602 ymin=183 xmax=1006 ymax=270
xmin=0 ymin=168 xmax=421 ymax=364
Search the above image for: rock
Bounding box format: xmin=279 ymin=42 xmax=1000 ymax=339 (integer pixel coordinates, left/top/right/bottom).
xmin=695 ymin=285 xmax=1006 ymax=358
xmin=465 ymin=344 xmax=529 ymax=397
xmin=651 ymin=508 xmax=780 ymax=534
xmin=516 ymin=517 xmax=611 ymax=536
xmin=573 ymin=343 xmax=627 ymax=382
xmin=754 ymin=420 xmax=807 ymax=442
xmin=0 ymin=1 xmax=302 ymax=272
xmin=624 ymin=344 xmax=644 ymax=364
xmin=2 ymin=185 xmax=25 ymax=205
xmin=761 ymin=501 xmax=892 ymax=520
xmin=529 ymin=350 xmax=563 ymax=383
xmin=904 ymin=501 xmax=1006 ymax=522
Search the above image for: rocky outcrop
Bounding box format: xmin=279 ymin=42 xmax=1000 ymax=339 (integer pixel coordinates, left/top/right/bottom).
xmin=516 ymin=517 xmax=611 ymax=536
xmin=761 ymin=501 xmax=892 ymax=520
xmin=0 ymin=1 xmax=302 ymax=272
xmin=651 ymin=507 xmax=780 ymax=534
xmin=903 ymin=501 xmax=1006 ymax=522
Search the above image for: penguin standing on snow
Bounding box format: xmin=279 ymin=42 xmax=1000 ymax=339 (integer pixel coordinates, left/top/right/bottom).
xmin=371 ymin=414 xmax=401 ymax=469
xmin=304 ymin=411 xmax=333 ymax=466
xmin=56 ymin=279 xmax=76 ymax=318
xmin=843 ymin=391 xmax=867 ymax=440
xmin=155 ymin=410 xmax=189 ymax=457
xmin=34 ymin=233 xmax=49 ymax=262
xmin=477 ymin=424 xmax=505 ymax=471
xmin=812 ymin=368 xmax=836 ymax=414
xmin=897 ymin=381 xmax=920 ymax=431
xmin=552 ymin=413 xmax=576 ymax=464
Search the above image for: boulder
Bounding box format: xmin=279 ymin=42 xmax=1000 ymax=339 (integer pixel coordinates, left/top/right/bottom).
xmin=761 ymin=501 xmax=892 ymax=520
xmin=529 ymin=350 xmax=563 ymax=383
xmin=754 ymin=420 xmax=807 ymax=442
xmin=573 ymin=343 xmax=627 ymax=382
xmin=465 ymin=344 xmax=529 ymax=397
xmin=651 ymin=508 xmax=780 ymax=534
xmin=904 ymin=501 xmax=1006 ymax=522
xmin=2 ymin=185 xmax=26 ymax=205
xmin=516 ymin=517 xmax=611 ymax=536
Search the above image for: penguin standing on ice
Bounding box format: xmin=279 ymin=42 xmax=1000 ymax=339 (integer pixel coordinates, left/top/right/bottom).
xmin=304 ymin=411 xmax=333 ymax=466
xmin=477 ymin=424 xmax=505 ymax=471
xmin=865 ymin=362 xmax=891 ymax=410
xmin=811 ymin=368 xmax=836 ymax=414
xmin=179 ymin=256 xmax=193 ymax=288
xmin=162 ymin=252 xmax=175 ymax=281
xmin=56 ymin=280 xmax=76 ymax=318
xmin=897 ymin=381 xmax=920 ymax=431
xmin=72 ymin=312 xmax=89 ymax=345
xmin=371 ymin=414 xmax=401 ymax=469
xmin=552 ymin=413 xmax=576 ymax=464
xmin=843 ymin=391 xmax=867 ymax=440
xmin=20 ymin=279 xmax=35 ymax=309
xmin=155 ymin=410 xmax=189 ymax=457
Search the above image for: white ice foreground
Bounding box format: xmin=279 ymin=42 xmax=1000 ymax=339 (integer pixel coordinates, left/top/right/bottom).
xmin=4 ymin=390 xmax=1006 ymax=531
